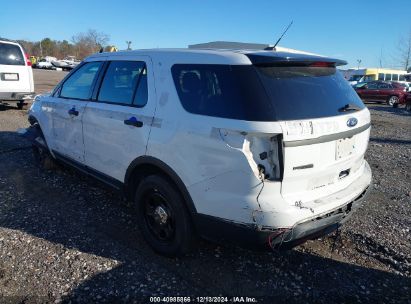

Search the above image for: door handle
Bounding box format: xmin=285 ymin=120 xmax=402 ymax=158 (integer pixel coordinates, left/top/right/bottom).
xmin=124 ymin=117 xmax=143 ymax=128
xmin=68 ymin=107 xmax=79 ymax=116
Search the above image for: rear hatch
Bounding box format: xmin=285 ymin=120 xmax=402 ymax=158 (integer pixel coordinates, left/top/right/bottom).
xmin=0 ymin=41 xmax=32 ymax=94
xmin=247 ymin=52 xmax=370 ymax=203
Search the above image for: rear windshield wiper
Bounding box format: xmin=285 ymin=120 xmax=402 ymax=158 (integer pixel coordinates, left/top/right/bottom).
xmin=338 ymin=103 xmax=361 ymax=112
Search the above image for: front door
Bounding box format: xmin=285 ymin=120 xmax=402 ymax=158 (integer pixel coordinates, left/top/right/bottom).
xmin=48 ymin=60 xmax=104 ymax=163
xmin=82 ymin=56 xmax=156 ymax=183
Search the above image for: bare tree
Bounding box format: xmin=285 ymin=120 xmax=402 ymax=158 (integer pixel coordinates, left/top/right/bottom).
xmin=396 ymin=30 xmax=411 ymax=71
xmin=72 ymin=29 xmax=110 ymax=59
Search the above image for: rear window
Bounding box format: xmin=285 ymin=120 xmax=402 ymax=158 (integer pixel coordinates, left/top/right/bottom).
xmin=256 ymin=66 xmax=365 ymax=120
xmin=0 ymin=42 xmax=25 ymax=66
xmin=171 ymin=64 xmax=365 ymax=121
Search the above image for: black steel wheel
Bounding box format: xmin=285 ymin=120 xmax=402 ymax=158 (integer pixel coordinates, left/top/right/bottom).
xmin=134 ymin=175 xmax=195 ymax=256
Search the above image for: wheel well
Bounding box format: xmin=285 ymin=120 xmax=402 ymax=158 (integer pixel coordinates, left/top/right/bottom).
xmin=124 ymin=157 xmax=197 ymax=215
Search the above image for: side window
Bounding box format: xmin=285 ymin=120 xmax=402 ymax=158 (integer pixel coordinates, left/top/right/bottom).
xmin=171 ymin=64 xmax=271 ymax=120
xmin=98 ymin=61 xmax=148 ymax=106
xmin=385 ymin=74 xmax=392 ymax=81
xmin=392 ymin=74 xmax=399 ymax=81
xmin=378 ymin=73 xmax=384 ymax=80
xmin=378 ymin=83 xmax=389 ymax=89
xmin=60 ymin=62 xmax=102 ymax=100
xmin=367 ymin=82 xmax=378 ymax=89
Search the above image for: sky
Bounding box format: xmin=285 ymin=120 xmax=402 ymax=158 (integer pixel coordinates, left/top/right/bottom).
xmin=1 ymin=0 xmax=410 ymax=69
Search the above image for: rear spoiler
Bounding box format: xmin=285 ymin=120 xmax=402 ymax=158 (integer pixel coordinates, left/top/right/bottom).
xmin=245 ymin=52 xmax=347 ymax=67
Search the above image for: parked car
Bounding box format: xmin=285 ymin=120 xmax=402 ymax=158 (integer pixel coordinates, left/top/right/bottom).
xmin=27 ymin=49 xmax=372 ymax=256
xmin=0 ymin=38 xmax=35 ymax=109
xmin=354 ymin=80 xmax=408 ymax=107
xmin=36 ymin=58 xmax=54 ymax=69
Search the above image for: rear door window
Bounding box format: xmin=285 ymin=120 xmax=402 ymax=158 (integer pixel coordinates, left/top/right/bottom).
xmin=60 ymin=62 xmax=102 ymax=100
xmin=0 ymin=42 xmax=25 ymax=65
xmin=98 ymin=61 xmax=148 ymax=106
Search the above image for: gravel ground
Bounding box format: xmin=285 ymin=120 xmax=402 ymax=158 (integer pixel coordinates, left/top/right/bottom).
xmin=0 ymin=70 xmax=410 ymax=303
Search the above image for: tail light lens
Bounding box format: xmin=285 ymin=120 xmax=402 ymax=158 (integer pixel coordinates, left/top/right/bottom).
xmin=25 ymin=54 xmax=32 ymax=66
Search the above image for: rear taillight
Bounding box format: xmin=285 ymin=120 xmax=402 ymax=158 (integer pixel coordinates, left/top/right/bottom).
xmin=219 ymin=129 xmax=283 ymax=181
xmin=25 ymin=53 xmax=32 ymax=66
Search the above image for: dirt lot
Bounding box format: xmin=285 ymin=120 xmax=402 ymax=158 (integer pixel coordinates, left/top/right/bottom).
xmin=0 ymin=69 xmax=410 ymax=303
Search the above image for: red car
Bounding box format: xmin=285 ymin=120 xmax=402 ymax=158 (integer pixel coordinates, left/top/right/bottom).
xmin=354 ymin=81 xmax=408 ymax=108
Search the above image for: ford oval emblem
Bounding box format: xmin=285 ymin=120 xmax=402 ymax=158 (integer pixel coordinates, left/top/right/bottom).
xmin=347 ymin=117 xmax=358 ymax=127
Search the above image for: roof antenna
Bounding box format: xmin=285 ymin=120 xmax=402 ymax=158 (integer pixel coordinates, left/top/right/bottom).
xmin=266 ymin=21 xmax=293 ymax=51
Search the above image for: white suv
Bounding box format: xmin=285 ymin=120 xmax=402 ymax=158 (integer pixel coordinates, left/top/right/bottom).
xmin=28 ymin=49 xmax=372 ymax=256
xmin=0 ymin=38 xmax=35 ymax=109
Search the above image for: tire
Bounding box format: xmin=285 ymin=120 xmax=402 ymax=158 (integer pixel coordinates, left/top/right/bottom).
xmin=17 ymin=101 xmax=27 ymax=110
xmin=134 ymin=175 xmax=195 ymax=257
xmin=387 ymin=95 xmax=399 ymax=107
xmin=32 ymin=126 xmax=57 ymax=170
xmin=406 ymin=102 xmax=411 ymax=112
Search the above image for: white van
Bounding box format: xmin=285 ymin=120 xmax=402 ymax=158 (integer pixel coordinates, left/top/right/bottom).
xmin=0 ymin=38 xmax=35 ymax=109
xmin=28 ymin=49 xmax=372 ymax=256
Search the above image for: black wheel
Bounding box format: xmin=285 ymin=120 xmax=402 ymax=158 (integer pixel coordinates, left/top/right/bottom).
xmin=16 ymin=101 xmax=26 ymax=110
xmin=134 ymin=175 xmax=195 ymax=256
xmin=32 ymin=126 xmax=56 ymax=170
xmin=387 ymin=95 xmax=399 ymax=107
xmin=406 ymin=102 xmax=411 ymax=112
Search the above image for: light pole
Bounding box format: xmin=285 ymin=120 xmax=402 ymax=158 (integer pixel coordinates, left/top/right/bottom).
xmin=126 ymin=41 xmax=132 ymax=50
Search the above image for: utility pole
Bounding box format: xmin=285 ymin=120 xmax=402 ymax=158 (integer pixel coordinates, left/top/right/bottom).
xmin=357 ymin=59 xmax=362 ymax=69
xmin=126 ymin=41 xmax=132 ymax=50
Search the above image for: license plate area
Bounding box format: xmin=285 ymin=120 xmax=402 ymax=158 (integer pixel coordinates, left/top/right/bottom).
xmin=336 ymin=137 xmax=355 ymax=160
xmin=1 ymin=73 xmax=19 ymax=81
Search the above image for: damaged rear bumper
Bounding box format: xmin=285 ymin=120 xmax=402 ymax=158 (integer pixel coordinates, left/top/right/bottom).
xmin=195 ymin=173 xmax=372 ymax=250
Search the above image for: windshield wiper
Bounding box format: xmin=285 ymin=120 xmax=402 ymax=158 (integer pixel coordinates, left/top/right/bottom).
xmin=338 ymin=103 xmax=361 ymax=112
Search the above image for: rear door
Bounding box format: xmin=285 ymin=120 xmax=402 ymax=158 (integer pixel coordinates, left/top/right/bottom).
xmin=82 ymin=55 xmax=156 ymax=183
xmin=362 ymin=82 xmax=379 ymax=101
xmin=46 ymin=60 xmax=104 ymax=163
xmin=377 ymin=82 xmax=392 ymax=101
xmin=0 ymin=41 xmax=31 ymax=94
